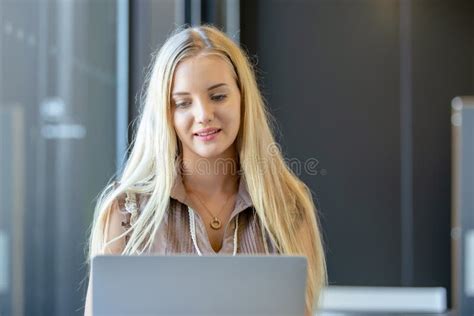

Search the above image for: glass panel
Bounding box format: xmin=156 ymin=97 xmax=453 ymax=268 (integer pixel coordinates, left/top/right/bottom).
xmin=0 ymin=1 xmax=121 ymax=314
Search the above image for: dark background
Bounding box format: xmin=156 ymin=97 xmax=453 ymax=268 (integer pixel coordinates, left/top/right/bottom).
xmin=239 ymin=0 xmax=474 ymax=306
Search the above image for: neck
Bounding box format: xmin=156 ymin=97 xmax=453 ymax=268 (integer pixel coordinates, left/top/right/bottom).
xmin=180 ymin=148 xmax=240 ymax=197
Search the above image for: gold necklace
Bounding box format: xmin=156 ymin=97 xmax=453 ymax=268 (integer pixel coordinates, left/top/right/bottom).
xmin=188 ymin=189 xmax=234 ymax=230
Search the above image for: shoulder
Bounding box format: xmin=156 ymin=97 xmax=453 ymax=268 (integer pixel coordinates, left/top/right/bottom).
xmin=112 ymin=181 xmax=150 ymax=216
xmin=102 ymin=183 xmax=149 ymax=253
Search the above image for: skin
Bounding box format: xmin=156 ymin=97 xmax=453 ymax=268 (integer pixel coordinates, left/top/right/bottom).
xmin=171 ymin=53 xmax=242 ymax=252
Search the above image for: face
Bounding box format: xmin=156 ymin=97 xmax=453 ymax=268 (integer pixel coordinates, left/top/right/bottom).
xmin=171 ymin=54 xmax=241 ymax=160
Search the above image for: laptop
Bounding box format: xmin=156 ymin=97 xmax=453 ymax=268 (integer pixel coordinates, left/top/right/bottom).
xmin=92 ymin=255 xmax=307 ymax=316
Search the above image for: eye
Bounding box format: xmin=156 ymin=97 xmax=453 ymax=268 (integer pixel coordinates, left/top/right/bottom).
xmin=174 ymin=100 xmax=191 ymax=108
xmin=211 ymin=94 xmax=227 ymax=102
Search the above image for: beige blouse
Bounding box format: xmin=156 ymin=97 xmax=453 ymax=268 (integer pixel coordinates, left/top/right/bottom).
xmin=116 ymin=175 xmax=278 ymax=255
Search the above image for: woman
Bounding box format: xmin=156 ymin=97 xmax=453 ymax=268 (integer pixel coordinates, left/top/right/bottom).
xmin=85 ymin=25 xmax=326 ymax=315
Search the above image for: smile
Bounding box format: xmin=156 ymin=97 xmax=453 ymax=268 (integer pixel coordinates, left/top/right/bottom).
xmin=195 ymin=129 xmax=220 ymax=136
xmin=194 ymin=129 xmax=221 ymax=141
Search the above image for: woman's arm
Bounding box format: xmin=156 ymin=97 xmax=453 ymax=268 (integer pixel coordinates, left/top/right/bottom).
xmin=84 ymin=199 xmax=127 ymax=316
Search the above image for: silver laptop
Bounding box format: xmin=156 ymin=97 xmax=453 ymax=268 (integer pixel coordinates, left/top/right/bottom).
xmin=92 ymin=255 xmax=307 ymax=316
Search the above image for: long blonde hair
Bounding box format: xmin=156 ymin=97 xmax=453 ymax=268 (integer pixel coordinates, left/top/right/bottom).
xmin=88 ymin=25 xmax=327 ymax=313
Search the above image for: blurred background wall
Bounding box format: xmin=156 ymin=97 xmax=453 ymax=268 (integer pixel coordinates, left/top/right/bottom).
xmin=240 ymin=0 xmax=473 ymax=297
xmin=0 ymin=0 xmax=473 ymax=315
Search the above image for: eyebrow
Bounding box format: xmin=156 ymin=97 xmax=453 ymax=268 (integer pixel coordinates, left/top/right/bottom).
xmin=172 ymin=83 xmax=228 ymax=96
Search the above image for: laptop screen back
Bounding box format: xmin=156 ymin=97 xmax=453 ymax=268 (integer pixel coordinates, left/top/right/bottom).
xmin=92 ymin=255 xmax=307 ymax=316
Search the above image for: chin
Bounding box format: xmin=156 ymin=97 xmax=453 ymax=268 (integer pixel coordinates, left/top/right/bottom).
xmin=195 ymin=150 xmax=223 ymax=159
xmin=187 ymin=141 xmax=236 ymax=160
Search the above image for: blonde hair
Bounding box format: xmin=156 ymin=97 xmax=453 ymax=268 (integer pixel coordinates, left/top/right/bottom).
xmin=88 ymin=25 xmax=327 ymax=313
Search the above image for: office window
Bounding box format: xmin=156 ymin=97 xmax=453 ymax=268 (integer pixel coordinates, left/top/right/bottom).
xmin=0 ymin=1 xmax=121 ymax=314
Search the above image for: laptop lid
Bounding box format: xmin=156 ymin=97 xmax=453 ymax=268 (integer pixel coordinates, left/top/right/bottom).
xmin=92 ymin=255 xmax=307 ymax=316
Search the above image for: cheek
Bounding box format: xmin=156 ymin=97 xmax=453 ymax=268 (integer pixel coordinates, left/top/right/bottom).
xmin=231 ymin=99 xmax=242 ymax=128
xmin=173 ymin=112 xmax=191 ymax=138
xmin=233 ymin=109 xmax=241 ymax=128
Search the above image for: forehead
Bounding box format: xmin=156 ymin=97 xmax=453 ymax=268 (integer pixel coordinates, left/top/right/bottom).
xmin=171 ymin=54 xmax=236 ymax=92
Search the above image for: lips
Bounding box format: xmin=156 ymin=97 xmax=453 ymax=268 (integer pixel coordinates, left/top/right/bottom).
xmin=194 ymin=128 xmax=221 ymax=136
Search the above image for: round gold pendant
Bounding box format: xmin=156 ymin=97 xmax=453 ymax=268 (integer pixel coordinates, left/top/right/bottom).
xmin=210 ymin=217 xmax=222 ymax=230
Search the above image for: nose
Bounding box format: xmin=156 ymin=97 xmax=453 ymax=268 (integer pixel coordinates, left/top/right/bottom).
xmin=195 ymin=97 xmax=214 ymax=124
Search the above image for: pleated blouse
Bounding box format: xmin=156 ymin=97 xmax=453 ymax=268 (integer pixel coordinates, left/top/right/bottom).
xmin=116 ymin=175 xmax=278 ymax=255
